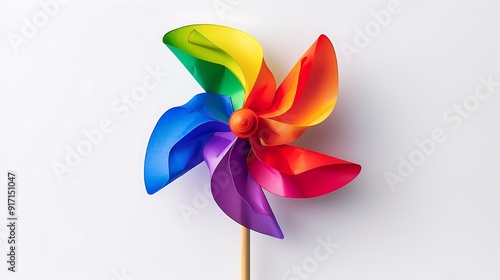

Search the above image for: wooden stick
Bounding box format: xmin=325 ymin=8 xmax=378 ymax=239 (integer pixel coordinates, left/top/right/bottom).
xmin=241 ymin=226 xmax=250 ymax=280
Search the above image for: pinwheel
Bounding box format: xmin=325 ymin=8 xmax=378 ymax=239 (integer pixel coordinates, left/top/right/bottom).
xmin=144 ymin=24 xmax=361 ymax=279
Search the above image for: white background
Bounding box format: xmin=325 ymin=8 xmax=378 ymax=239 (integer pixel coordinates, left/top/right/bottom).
xmin=1 ymin=0 xmax=500 ymax=279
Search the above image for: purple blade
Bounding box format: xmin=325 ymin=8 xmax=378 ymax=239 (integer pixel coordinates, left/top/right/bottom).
xmin=209 ymin=137 xmax=284 ymax=239
xmin=203 ymin=132 xmax=237 ymax=176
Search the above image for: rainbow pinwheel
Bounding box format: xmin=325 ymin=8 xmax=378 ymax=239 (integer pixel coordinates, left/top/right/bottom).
xmin=144 ymin=24 xmax=361 ymax=239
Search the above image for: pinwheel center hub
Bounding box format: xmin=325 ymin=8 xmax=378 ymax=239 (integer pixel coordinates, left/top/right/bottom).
xmin=229 ymin=108 xmax=258 ymax=138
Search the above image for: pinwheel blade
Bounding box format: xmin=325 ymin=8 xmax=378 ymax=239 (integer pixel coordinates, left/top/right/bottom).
xmin=164 ymin=24 xmax=274 ymax=110
xmin=210 ymin=138 xmax=284 ymax=239
xmin=144 ymin=93 xmax=233 ymax=194
xmin=248 ymin=140 xmax=361 ymax=198
xmin=256 ymin=35 xmax=338 ymax=145
xmin=203 ymin=132 xmax=237 ymax=175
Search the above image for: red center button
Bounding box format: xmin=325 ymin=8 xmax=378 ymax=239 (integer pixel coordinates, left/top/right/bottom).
xmin=229 ymin=108 xmax=258 ymax=138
